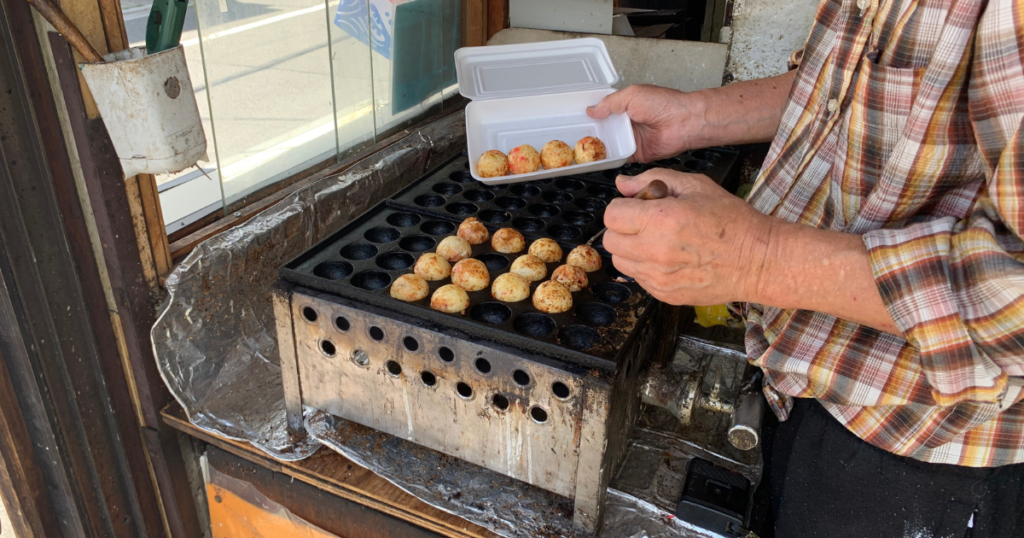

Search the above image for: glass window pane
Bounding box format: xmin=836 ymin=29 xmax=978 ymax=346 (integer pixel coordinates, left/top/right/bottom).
xmin=328 ymin=0 xmax=377 ymax=153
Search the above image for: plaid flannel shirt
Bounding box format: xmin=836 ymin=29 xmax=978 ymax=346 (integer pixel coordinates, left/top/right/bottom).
xmin=744 ymin=0 xmax=1024 ymax=466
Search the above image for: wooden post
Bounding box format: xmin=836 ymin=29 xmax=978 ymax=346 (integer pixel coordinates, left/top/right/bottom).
xmin=486 ymin=0 xmax=508 ymax=41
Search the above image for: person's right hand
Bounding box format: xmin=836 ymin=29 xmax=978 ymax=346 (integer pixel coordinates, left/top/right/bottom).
xmin=586 ymin=84 xmax=708 ymax=163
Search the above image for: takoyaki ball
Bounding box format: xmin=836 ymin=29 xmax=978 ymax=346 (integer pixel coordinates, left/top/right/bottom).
xmin=528 ymin=238 xmax=563 ymax=263
xmin=437 ymin=236 xmax=472 ymax=263
xmin=533 ymin=281 xmax=573 ymax=314
xmin=451 ymin=258 xmax=490 ymax=292
xmin=390 ymin=274 xmax=430 ymax=302
xmin=551 ymin=264 xmax=588 ymax=292
xmin=574 ymin=136 xmax=607 ymax=164
xmin=431 ymin=284 xmax=470 ymax=314
xmin=541 ymin=140 xmax=574 ymax=169
xmin=458 ymin=217 xmax=490 ymax=245
xmin=491 ymin=273 xmax=531 ymax=303
xmin=414 ymin=253 xmax=451 ymax=281
xmin=508 ymin=144 xmax=541 ymax=175
xmin=477 ymin=150 xmax=509 ymax=178
xmin=491 ymin=228 xmax=525 ymax=254
xmin=566 ymin=245 xmax=603 ymax=272
xmin=511 ymin=254 xmax=547 ymax=282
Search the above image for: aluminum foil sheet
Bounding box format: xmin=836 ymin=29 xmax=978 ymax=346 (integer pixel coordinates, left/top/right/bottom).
xmin=152 ymin=112 xmax=466 ymax=460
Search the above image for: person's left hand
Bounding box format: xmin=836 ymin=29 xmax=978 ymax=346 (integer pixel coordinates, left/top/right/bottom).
xmin=602 ymin=169 xmax=775 ymax=306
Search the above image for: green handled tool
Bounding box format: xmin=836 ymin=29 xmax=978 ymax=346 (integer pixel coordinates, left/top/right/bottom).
xmin=146 ymin=0 xmax=189 ymax=54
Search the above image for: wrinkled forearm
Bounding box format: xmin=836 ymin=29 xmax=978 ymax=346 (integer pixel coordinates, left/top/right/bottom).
xmin=693 ymin=70 xmax=796 ymax=148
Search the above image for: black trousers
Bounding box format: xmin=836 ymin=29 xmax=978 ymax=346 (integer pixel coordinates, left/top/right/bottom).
xmin=767 ymin=398 xmax=1024 ymax=538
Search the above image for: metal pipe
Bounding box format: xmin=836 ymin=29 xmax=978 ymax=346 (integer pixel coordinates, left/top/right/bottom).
xmin=26 ymin=0 xmax=104 ymax=63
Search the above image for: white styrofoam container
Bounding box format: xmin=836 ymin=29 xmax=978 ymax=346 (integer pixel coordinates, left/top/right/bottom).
xmin=457 ymin=38 xmax=635 ymax=184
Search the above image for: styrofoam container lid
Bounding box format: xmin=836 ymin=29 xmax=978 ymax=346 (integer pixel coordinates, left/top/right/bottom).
xmin=456 ymin=38 xmax=619 ymax=100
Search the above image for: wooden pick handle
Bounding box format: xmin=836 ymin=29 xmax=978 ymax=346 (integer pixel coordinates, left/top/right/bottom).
xmin=634 ymin=179 xmax=669 ymax=200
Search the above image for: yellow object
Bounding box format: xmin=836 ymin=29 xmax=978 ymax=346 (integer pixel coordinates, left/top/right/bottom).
xmin=207 ymin=482 xmax=338 ymax=538
xmin=694 ymin=304 xmax=733 ymax=328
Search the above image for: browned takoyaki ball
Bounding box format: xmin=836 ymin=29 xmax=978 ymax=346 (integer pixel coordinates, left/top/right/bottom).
xmin=437 ymin=236 xmax=472 ymax=263
xmin=491 ymin=273 xmax=531 ymax=303
xmin=532 ymin=281 xmax=573 ymax=314
xmin=551 ymin=264 xmax=588 ymax=292
xmin=491 ymin=228 xmax=526 ymax=254
xmin=573 ymin=136 xmax=607 ymax=164
xmin=431 ymin=284 xmax=470 ymax=314
xmin=528 ymin=238 xmax=563 ymax=263
xmin=414 ymin=253 xmax=451 ymax=281
xmin=566 ymin=245 xmax=602 ymax=272
xmin=451 ymin=258 xmax=490 ymax=292
xmin=508 ymin=144 xmax=541 ymax=175
xmin=458 ymin=217 xmax=490 ymax=245
xmin=477 ymin=150 xmax=509 ymax=178
xmin=390 ymin=274 xmax=430 ymax=302
xmin=511 ymin=255 xmax=547 ymax=282
xmin=541 ymin=140 xmax=574 ymax=169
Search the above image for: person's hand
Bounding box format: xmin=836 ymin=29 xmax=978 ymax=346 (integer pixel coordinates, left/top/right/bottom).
xmin=602 ymin=169 xmax=775 ymax=306
xmin=587 ymin=85 xmax=709 ymax=163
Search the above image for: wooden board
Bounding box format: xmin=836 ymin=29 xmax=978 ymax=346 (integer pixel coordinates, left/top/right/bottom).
xmin=162 ymin=404 xmax=499 ymax=538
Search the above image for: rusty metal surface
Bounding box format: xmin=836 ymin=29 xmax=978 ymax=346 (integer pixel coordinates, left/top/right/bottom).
xmin=151 ymin=112 xmax=466 ymax=459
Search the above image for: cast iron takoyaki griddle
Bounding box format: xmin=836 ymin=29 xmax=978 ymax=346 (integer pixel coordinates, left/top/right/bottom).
xmin=583 ymin=147 xmax=741 ymax=188
xmin=280 ymin=198 xmax=652 ymax=373
xmin=390 ymin=158 xmax=621 ymax=245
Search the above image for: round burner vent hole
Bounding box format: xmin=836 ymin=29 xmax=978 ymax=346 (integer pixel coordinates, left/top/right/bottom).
xmin=513 ymin=369 xmax=531 ymax=386
xmin=475 ymin=358 xmax=492 ymax=374
xmin=320 ymin=340 xmax=336 ymax=357
xmin=530 ymin=406 xmax=549 ymax=424
xmin=513 ymin=313 xmax=556 ymax=337
xmin=403 ymin=336 xmax=419 ymax=352
xmin=492 ymin=394 xmax=510 ymax=411
xmin=478 ymin=209 xmax=511 ymax=224
xmin=335 ymin=316 xmax=350 ymax=331
xmin=386 ymin=360 xmax=402 ymax=377
xmin=369 ymin=326 xmax=385 ymax=341
xmin=476 ymin=254 xmax=509 ymax=272
xmin=464 ymin=189 xmax=495 ymax=202
xmin=510 ymin=184 xmax=540 ymax=197
xmin=414 ymin=194 xmax=446 ymax=207
xmin=341 ymin=243 xmax=378 ymax=260
xmin=456 ymin=382 xmax=473 ymax=399
xmin=446 ymin=202 xmax=479 ymax=216
xmin=351 ymin=349 xmax=369 ymax=367
xmin=420 ymin=371 xmax=436 ymax=387
xmin=438 ymin=346 xmax=455 ymax=362
xmin=433 ymin=182 xmax=463 ymax=195
xmin=302 ymin=307 xmax=318 ymax=322
xmin=555 ymin=178 xmax=584 ymax=191
xmin=552 ymin=382 xmax=570 ymax=400
xmin=386 ymin=212 xmax=421 ymax=227
xmin=470 ymin=302 xmax=512 ymax=325
xmin=313 ymin=261 xmax=353 ymax=280
xmin=528 ymin=204 xmax=559 ymax=217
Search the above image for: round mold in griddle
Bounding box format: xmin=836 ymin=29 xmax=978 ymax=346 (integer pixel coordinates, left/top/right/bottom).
xmin=340 ymin=242 xmax=378 ymax=260
xmin=602 ymin=169 xmax=622 ymax=180
xmin=591 ymin=281 xmax=632 ymax=304
xmin=684 ymin=159 xmax=714 ymax=172
xmin=495 ymin=196 xmax=527 ymax=210
xmin=510 ymin=183 xmax=541 ymax=197
xmin=313 ymin=261 xmax=353 ymax=280
xmin=364 ymin=226 xmax=400 ymax=243
xmin=463 ymin=189 xmax=495 ymax=202
xmin=513 ymin=313 xmax=556 ymax=337
xmin=527 ymin=204 xmax=560 ymax=217
xmin=376 ymin=252 xmax=415 ymax=270
xmin=479 ymin=182 xmax=505 ymax=191
xmin=414 ymin=194 xmax=446 ymax=207
xmin=449 ymin=171 xmax=474 ymax=183
xmin=561 ymin=211 xmax=595 ymax=226
xmin=555 ymin=178 xmax=584 ymax=191
xmin=575 ymin=197 xmax=608 ymax=212
xmin=691 ymin=149 xmax=722 ymax=162
xmin=420 ymin=220 xmax=456 ymax=236
xmin=478 ymin=209 xmax=512 ymax=224
xmin=586 ymin=185 xmax=618 ymax=200
xmin=575 ymin=302 xmax=617 ymax=327
xmin=399 ymin=235 xmax=436 ymax=252
xmin=547 ymin=224 xmax=582 ymax=241
xmin=386 ymin=212 xmax=421 ymax=227
xmin=433 ymin=182 xmax=464 ymax=195
xmin=446 ymin=202 xmax=479 ymax=216
xmin=622 ymin=162 xmax=644 ymax=172
xmin=604 ymin=260 xmax=635 ymax=282
xmin=476 ymin=253 xmax=509 ymax=272
xmin=542 ymin=191 xmax=573 ymax=204
xmin=513 ymin=217 xmax=545 ymax=232
xmin=470 ymin=302 xmax=512 ymax=325
xmin=655 ymin=156 xmax=683 ymax=167
xmin=621 ymin=167 xmax=645 ymax=177
xmin=559 ymin=325 xmax=602 ymax=350
xmin=351 ymin=270 xmax=392 ymax=290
